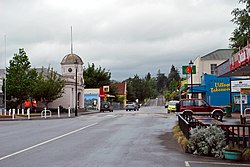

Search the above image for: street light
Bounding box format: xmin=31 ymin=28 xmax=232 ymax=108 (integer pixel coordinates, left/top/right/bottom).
xmin=74 ymin=60 xmax=78 ymax=116
xmin=189 ymin=60 xmax=193 ymax=98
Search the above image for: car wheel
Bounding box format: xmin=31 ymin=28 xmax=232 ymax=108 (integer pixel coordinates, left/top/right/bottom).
xmin=213 ymin=111 xmax=223 ymax=121
xmin=183 ymin=111 xmax=192 ymax=120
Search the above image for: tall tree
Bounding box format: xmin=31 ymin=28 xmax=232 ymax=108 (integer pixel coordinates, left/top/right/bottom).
xmin=156 ymin=69 xmax=167 ymax=94
xmin=32 ymin=67 xmax=64 ymax=108
xmin=230 ymin=0 xmax=250 ymax=51
xmin=6 ymin=48 xmax=37 ymax=104
xmin=83 ymin=63 xmax=111 ymax=88
xmin=167 ymin=65 xmax=181 ymax=83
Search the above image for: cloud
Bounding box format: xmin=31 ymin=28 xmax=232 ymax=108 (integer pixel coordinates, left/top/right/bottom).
xmin=0 ymin=0 xmax=240 ymax=81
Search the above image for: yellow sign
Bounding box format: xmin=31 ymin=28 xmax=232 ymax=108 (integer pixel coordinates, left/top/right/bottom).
xmin=210 ymin=82 xmax=230 ymax=93
xmin=240 ymin=88 xmax=250 ymax=94
xmin=104 ymin=94 xmax=107 ymax=101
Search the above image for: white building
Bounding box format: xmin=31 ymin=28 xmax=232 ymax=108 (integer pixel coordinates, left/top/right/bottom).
xmin=48 ymin=53 xmax=84 ymax=109
xmin=191 ymin=49 xmax=233 ymax=85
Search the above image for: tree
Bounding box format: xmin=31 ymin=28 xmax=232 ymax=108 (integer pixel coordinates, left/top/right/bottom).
xmin=6 ymin=48 xmax=37 ymax=105
xmin=32 ymin=67 xmax=64 ymax=108
xmin=167 ymin=65 xmax=181 ymax=91
xmin=156 ymin=69 xmax=167 ymax=94
xmin=230 ymin=0 xmax=250 ymax=52
xmin=125 ymin=73 xmax=157 ymax=103
xmin=83 ymin=63 xmax=111 ymax=88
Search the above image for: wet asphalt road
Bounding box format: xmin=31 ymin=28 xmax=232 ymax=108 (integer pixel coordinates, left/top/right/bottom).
xmin=0 ymin=106 xmax=249 ymax=167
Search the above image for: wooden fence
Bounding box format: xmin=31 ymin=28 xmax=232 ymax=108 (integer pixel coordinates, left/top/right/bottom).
xmin=178 ymin=114 xmax=250 ymax=148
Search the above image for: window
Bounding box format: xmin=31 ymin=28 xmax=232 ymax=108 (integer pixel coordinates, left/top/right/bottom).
xmin=182 ymin=100 xmax=193 ymax=107
xmin=195 ymin=100 xmax=206 ymax=106
xmin=210 ymin=64 xmax=217 ymax=74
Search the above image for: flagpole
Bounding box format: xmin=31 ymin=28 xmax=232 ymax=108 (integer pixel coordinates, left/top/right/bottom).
xmin=4 ymin=35 xmax=6 ymax=112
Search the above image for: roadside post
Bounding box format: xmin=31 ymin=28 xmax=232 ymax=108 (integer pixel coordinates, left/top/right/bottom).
xmin=68 ymin=107 xmax=71 ymax=117
xmin=17 ymin=109 xmax=20 ymax=115
xmin=27 ymin=108 xmax=30 ymax=119
xmin=12 ymin=109 xmax=15 ymax=119
xmin=22 ymin=109 xmax=24 ymax=115
xmin=8 ymin=109 xmax=11 ymax=116
xmin=58 ymin=106 xmax=60 ymax=118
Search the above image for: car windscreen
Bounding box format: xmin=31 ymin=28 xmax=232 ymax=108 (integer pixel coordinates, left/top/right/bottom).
xmin=169 ymin=101 xmax=178 ymax=105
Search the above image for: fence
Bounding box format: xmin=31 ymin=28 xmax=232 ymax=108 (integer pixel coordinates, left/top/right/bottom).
xmin=178 ymin=114 xmax=250 ymax=148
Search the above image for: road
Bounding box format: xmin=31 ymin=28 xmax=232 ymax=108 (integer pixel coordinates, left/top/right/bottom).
xmin=0 ymin=106 xmax=248 ymax=167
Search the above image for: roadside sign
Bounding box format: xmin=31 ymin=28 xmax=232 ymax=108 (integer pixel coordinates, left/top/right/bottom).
xmin=0 ymin=78 xmax=3 ymax=93
xmin=182 ymin=66 xmax=196 ymax=74
xmin=240 ymin=88 xmax=250 ymax=94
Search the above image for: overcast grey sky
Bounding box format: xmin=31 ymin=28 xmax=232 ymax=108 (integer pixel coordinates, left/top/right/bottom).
xmin=0 ymin=0 xmax=243 ymax=81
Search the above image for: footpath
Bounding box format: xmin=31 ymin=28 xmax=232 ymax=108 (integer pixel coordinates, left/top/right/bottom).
xmin=0 ymin=109 xmax=100 ymax=121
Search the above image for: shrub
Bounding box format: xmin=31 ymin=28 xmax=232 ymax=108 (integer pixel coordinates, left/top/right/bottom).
xmin=188 ymin=126 xmax=227 ymax=158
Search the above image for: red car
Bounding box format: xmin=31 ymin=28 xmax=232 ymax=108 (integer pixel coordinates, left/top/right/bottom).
xmin=177 ymin=98 xmax=225 ymax=121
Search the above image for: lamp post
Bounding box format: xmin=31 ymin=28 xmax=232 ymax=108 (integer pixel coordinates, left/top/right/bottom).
xmin=75 ymin=61 xmax=78 ymax=116
xmin=189 ymin=60 xmax=193 ymax=98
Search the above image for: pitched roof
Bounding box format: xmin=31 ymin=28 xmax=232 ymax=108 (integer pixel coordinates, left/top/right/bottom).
xmin=201 ymin=49 xmax=234 ymax=60
xmin=110 ymin=82 xmax=126 ymax=95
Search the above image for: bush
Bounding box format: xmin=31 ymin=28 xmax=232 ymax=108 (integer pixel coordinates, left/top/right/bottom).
xmin=188 ymin=126 xmax=227 ymax=158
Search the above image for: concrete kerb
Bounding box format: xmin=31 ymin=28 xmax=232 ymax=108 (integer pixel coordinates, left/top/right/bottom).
xmin=0 ymin=110 xmax=100 ymax=121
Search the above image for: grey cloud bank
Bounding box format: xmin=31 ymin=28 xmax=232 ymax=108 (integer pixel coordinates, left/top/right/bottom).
xmin=0 ymin=0 xmax=242 ymax=81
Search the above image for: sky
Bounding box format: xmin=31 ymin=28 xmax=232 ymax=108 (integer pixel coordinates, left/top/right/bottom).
xmin=0 ymin=0 xmax=244 ymax=81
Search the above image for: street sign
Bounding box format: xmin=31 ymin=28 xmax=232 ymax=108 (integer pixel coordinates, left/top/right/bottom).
xmin=182 ymin=66 xmax=196 ymax=74
xmin=0 ymin=78 xmax=3 ymax=93
xmin=240 ymin=88 xmax=250 ymax=94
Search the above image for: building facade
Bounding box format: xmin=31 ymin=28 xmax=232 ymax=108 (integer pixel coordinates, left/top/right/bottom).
xmin=48 ymin=53 xmax=85 ymax=109
xmin=191 ymin=49 xmax=234 ymax=85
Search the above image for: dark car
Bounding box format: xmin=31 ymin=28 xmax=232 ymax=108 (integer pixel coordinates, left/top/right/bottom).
xmin=100 ymin=101 xmax=113 ymax=112
xmin=178 ymin=98 xmax=225 ymax=121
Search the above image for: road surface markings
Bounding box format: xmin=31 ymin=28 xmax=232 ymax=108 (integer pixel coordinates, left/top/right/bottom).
xmin=185 ymin=160 xmax=250 ymax=166
xmin=0 ymin=122 xmax=98 ymax=161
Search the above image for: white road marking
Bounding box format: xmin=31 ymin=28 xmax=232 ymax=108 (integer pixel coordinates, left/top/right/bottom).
xmin=0 ymin=122 xmax=98 ymax=161
xmin=185 ymin=160 xmax=250 ymax=166
xmin=185 ymin=161 xmax=190 ymax=167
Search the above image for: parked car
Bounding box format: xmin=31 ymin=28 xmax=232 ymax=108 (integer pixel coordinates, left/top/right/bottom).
xmin=125 ymin=103 xmax=139 ymax=111
xmin=100 ymin=101 xmax=113 ymax=112
xmin=177 ymin=98 xmax=225 ymax=121
xmin=167 ymin=100 xmax=179 ymax=113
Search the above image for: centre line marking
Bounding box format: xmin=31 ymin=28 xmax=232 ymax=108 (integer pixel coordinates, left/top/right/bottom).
xmin=0 ymin=122 xmax=98 ymax=161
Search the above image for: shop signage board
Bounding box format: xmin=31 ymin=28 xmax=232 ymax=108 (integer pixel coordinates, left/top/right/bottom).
xmin=182 ymin=66 xmax=196 ymax=74
xmin=0 ymin=78 xmax=2 ymax=93
xmin=240 ymin=88 xmax=250 ymax=94
xmin=231 ymin=80 xmax=250 ymax=92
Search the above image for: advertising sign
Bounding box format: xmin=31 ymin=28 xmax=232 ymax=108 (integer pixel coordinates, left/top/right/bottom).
xmin=0 ymin=78 xmax=2 ymax=93
xmin=231 ymin=80 xmax=250 ymax=92
xmin=240 ymin=88 xmax=250 ymax=94
xmin=182 ymin=66 xmax=196 ymax=74
xmin=234 ymin=95 xmax=248 ymax=104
